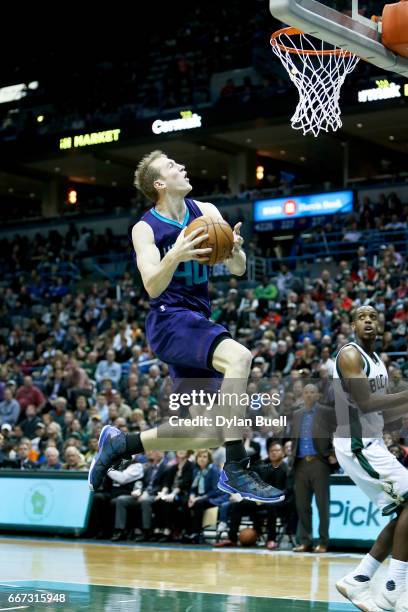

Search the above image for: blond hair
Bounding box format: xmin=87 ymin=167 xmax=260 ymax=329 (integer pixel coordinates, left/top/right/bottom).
xmin=134 ymin=150 xmax=165 ymax=202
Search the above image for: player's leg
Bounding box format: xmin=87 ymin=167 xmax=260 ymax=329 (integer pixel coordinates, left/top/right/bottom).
xmin=89 ymin=330 xmax=284 ymax=502
xmin=88 ymin=423 xmax=221 ymax=490
xmin=210 ymin=337 xmax=285 ymax=503
xmin=376 ymin=504 xmax=408 ymax=611
xmin=334 ymin=444 xmax=388 ymax=609
xmin=335 ymin=441 xmax=408 ymax=611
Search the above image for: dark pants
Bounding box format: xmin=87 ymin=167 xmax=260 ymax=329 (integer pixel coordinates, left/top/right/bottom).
xmin=154 ymin=496 xmax=188 ymax=531
xmin=228 ymin=500 xmax=264 ymax=541
xmin=294 ymin=458 xmax=330 ymax=547
xmin=227 ymin=499 xmax=297 ymax=541
xmin=87 ymin=492 xmax=112 ymax=537
xmin=188 ymin=499 xmax=215 ymax=534
xmin=110 ymin=495 xmax=140 ymax=531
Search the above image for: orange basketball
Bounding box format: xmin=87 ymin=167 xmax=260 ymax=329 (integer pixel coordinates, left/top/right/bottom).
xmin=184 ymin=215 xmax=234 ymax=266
xmin=239 ymin=527 xmax=258 ymax=547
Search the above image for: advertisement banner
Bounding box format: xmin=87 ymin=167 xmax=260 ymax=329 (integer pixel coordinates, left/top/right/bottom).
xmin=0 ymin=476 xmax=91 ymax=530
xmin=313 ymin=482 xmax=390 ymax=545
xmin=253 ymin=191 xmax=354 ymax=223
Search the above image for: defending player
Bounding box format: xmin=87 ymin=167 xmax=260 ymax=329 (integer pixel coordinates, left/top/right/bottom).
xmin=333 ymin=306 xmax=408 ymax=611
xmin=89 ymin=150 xmax=284 ymax=504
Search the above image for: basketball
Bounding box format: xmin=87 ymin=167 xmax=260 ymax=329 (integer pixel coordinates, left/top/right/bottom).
xmin=185 ymin=215 xmax=234 ymax=266
xmin=239 ymin=527 xmax=258 ymax=547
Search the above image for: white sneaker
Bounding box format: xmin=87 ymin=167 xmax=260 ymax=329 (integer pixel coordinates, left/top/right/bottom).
xmin=216 ymin=521 xmax=227 ymax=534
xmin=336 ymin=574 xmax=382 ymax=612
xmin=375 ymin=584 xmax=405 ymax=610
xmin=396 ymin=592 xmax=408 ymax=612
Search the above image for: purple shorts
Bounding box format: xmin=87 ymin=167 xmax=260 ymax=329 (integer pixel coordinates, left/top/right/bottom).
xmin=145 ymin=306 xmax=230 ymax=380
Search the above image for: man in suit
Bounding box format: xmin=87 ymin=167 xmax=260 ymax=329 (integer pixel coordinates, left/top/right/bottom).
xmin=87 ymin=457 xmax=143 ymax=540
xmin=291 ymin=384 xmax=337 ymax=553
xmin=130 ymin=450 xmax=168 ymax=541
xmin=9 ymin=438 xmax=37 ymax=470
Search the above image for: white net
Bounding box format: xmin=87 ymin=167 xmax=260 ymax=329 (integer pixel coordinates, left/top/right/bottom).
xmin=271 ymin=29 xmax=359 ymax=137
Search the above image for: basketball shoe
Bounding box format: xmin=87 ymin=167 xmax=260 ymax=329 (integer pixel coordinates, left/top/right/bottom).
xmin=217 ymin=458 xmax=285 ymax=503
xmin=336 ymin=574 xmax=382 ymax=612
xmin=396 ymin=594 xmax=408 ymax=612
xmin=88 ymin=425 xmax=127 ymax=491
xmin=375 ymin=582 xmax=406 ymax=611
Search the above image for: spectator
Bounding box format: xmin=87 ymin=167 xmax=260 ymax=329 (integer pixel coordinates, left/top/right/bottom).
xmin=110 ymin=391 xmax=132 ymax=420
xmin=216 ymin=441 xmax=294 ymax=550
xmin=93 ymin=393 xmax=109 ymax=423
xmin=20 ymin=404 xmax=42 ymax=438
xmin=0 ymin=387 xmax=21 ymax=426
xmin=49 ymin=396 xmax=68 ymax=428
xmin=109 ymin=460 xmax=145 ymax=541
xmin=62 ymin=445 xmax=87 ymax=470
xmin=10 ymin=438 xmax=37 ymax=470
xmin=319 ymin=347 xmax=335 ymax=377
xmin=131 ymin=450 xmax=168 ymax=542
xmin=183 ymin=449 xmax=227 ymax=544
xmin=40 ymin=447 xmax=62 ymax=470
xmin=74 ymin=394 xmax=90 ymax=429
xmin=152 ymin=450 xmax=195 ymax=542
xmin=95 ymin=349 xmax=122 ymax=386
xmin=291 ymin=384 xmax=337 ymax=553
xmin=84 ymin=437 xmax=99 ymax=466
xmin=16 ymin=376 xmax=45 ymax=415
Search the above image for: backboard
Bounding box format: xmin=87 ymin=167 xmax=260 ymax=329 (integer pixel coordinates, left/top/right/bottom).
xmin=269 ymin=0 xmax=408 ymax=75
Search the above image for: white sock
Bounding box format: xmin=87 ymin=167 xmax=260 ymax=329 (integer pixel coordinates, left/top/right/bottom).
xmin=352 ymin=554 xmax=381 ymax=581
xmin=385 ymin=558 xmax=408 ymax=591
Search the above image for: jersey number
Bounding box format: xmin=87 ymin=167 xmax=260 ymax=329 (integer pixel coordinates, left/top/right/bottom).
xmin=174 ymin=261 xmax=208 ymax=286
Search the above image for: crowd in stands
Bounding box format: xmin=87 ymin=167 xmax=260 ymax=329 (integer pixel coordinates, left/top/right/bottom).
xmin=1 ymin=187 xmax=407 ymax=277
xmin=0 ymin=190 xmax=407 ymax=545
xmin=0 ymin=1 xmax=393 ymax=143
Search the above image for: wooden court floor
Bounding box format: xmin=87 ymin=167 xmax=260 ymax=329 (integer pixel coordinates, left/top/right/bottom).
xmin=0 ymin=537 xmax=389 ymax=611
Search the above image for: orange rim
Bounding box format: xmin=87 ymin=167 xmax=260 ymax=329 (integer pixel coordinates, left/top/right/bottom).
xmin=270 ymin=27 xmax=355 ymax=57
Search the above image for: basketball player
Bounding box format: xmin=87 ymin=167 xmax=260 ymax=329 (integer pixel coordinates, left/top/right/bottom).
xmin=89 ymin=150 xmax=284 ymax=504
xmin=333 ymin=306 xmax=408 ymax=612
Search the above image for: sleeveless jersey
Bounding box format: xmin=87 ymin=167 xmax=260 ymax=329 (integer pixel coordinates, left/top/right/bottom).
xmin=139 ymin=198 xmax=210 ymax=316
xmin=333 ymin=341 xmax=387 ymax=451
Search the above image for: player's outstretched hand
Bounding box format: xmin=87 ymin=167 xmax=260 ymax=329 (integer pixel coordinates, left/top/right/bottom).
xmin=172 ymin=227 xmax=212 ymax=263
xmin=232 ymin=222 xmax=244 ymax=254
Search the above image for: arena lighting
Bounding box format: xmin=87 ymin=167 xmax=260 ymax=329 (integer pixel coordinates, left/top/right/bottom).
xmin=152 ymin=110 xmax=202 ymax=135
xmin=256 ymin=165 xmax=264 ymax=180
xmin=357 ymin=79 xmax=408 ymax=103
xmin=67 ymin=189 xmax=78 ymax=205
xmin=0 ymin=81 xmax=38 ymax=104
xmin=59 ymin=129 xmax=121 ymax=150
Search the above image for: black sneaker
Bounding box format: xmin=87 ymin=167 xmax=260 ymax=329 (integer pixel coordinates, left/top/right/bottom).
xmin=218 ymin=459 xmax=285 ymax=503
xmin=88 ymin=425 xmax=127 ymax=491
xmin=111 ymin=530 xmax=127 ymax=542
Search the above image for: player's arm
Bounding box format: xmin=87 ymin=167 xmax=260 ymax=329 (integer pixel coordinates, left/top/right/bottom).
xmin=132 ymin=221 xmax=211 ymax=299
xmin=195 ymin=200 xmax=246 ymax=276
xmin=338 ymin=347 xmax=408 ymax=417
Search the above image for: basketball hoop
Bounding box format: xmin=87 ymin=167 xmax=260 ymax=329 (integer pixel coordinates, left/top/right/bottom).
xmin=270 ymin=27 xmax=359 ymax=137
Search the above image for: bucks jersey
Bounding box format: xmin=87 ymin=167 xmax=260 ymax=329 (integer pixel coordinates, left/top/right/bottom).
xmin=333 ymin=341 xmax=387 ymax=451
xmin=139 ymin=198 xmax=210 ymax=316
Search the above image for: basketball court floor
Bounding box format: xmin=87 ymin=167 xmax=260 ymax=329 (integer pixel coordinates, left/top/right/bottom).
xmin=0 ymin=537 xmax=390 ymax=611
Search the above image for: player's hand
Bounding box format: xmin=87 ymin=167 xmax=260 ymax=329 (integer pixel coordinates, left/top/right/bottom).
xmin=172 ymin=227 xmax=212 ymax=263
xmin=231 ymin=222 xmax=244 ymax=256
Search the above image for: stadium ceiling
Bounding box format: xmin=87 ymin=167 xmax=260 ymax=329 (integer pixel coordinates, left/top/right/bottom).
xmin=1 ymin=106 xmax=407 ymax=198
